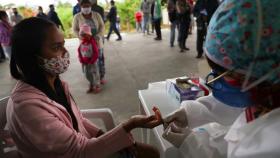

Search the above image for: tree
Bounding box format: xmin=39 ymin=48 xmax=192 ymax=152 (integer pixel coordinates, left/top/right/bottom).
xmin=18 ymin=6 xmax=35 ymax=18
xmin=57 ymin=1 xmax=72 ymax=8
xmin=116 ymin=0 xmax=141 ymax=31
xmin=56 ymin=2 xmax=73 ymax=38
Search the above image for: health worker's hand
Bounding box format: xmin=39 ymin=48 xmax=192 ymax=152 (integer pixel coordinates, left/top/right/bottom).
xmin=163 ymin=107 xmax=188 ymax=129
xmin=162 ymin=123 xmax=192 ymax=148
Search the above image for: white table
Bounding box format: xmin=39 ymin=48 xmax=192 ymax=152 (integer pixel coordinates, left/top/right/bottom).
xmin=138 ymin=81 xmax=182 ymax=158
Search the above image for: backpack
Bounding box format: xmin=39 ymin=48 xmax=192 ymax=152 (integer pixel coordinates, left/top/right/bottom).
xmin=78 ymin=38 xmax=99 ymax=64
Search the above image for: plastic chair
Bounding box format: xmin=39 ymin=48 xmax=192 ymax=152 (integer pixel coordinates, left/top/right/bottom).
xmin=0 ymin=96 xmax=116 ymax=157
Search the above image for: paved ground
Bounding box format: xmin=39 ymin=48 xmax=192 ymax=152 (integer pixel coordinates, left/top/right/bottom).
xmin=0 ymin=29 xmax=210 ymax=142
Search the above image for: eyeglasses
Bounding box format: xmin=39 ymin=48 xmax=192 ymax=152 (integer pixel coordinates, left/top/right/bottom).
xmin=205 ymin=70 xmax=232 ymax=90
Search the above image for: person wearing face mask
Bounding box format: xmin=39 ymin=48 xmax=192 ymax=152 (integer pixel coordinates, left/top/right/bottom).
xmin=73 ymin=0 xmax=107 ymax=88
xmin=91 ymin=0 xmax=106 ymax=81
xmin=47 ymin=4 xmax=64 ymax=31
xmin=36 ymin=6 xmax=48 ymax=20
xmin=161 ymin=0 xmax=280 ymax=157
xmin=10 ymin=8 xmax=23 ymax=26
xmin=7 ymin=17 xmax=161 ymax=158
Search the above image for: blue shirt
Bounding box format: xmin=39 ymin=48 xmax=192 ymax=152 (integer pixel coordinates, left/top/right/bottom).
xmin=73 ymin=4 xmax=81 ymax=16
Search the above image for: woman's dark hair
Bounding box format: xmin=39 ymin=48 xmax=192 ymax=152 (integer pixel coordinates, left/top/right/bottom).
xmin=80 ymin=0 xmax=91 ymax=5
xmin=10 ymin=17 xmax=57 ymax=96
xmin=0 ymin=10 xmax=8 ymax=20
xmin=10 ymin=17 xmax=54 ymax=80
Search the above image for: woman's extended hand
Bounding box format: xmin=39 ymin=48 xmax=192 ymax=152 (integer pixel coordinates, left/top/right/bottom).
xmin=123 ymin=115 xmax=162 ymax=132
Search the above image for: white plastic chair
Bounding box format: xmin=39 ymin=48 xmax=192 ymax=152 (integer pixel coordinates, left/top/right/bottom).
xmin=0 ymin=96 xmax=116 ymax=157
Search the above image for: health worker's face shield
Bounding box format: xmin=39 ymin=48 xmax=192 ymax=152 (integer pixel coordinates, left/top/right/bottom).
xmin=204 ymin=0 xmax=280 ymax=93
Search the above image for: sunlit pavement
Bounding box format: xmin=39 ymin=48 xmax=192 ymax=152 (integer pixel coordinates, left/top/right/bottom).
xmin=0 ymin=29 xmax=210 ymax=141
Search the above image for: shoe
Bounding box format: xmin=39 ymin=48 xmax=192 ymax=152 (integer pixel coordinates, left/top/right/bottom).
xmin=116 ymin=38 xmax=122 ymax=41
xmin=154 ymin=37 xmax=162 ymax=41
xmin=93 ymin=86 xmax=102 ymax=93
xmin=106 ymin=37 xmax=109 ymax=41
xmin=86 ymin=86 xmax=94 ymax=93
xmin=100 ymin=79 xmax=107 ymax=85
xmin=180 ymin=49 xmax=185 ymax=53
xmin=196 ymin=54 xmax=203 ymax=58
xmin=170 ymin=44 xmax=174 ymax=47
xmin=183 ymin=47 xmax=190 ymax=51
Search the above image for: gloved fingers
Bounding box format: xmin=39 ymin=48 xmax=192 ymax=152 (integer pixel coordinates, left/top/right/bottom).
xmin=162 ymin=125 xmax=187 ymax=148
xmin=163 ymin=108 xmax=185 ymax=124
xmin=174 ymin=108 xmax=188 ymax=128
xmin=163 ymin=107 xmax=188 ymax=130
xmin=163 ymin=111 xmax=177 ymax=124
xmin=170 ymin=123 xmax=184 ymax=133
xmin=173 ymin=121 xmax=188 ymax=129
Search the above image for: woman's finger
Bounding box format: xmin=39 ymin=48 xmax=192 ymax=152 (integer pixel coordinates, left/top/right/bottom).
xmin=144 ymin=119 xmax=162 ymax=128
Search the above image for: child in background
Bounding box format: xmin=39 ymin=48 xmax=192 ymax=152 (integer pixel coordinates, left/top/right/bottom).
xmin=78 ymin=24 xmax=101 ymax=93
xmin=135 ymin=10 xmax=142 ymax=32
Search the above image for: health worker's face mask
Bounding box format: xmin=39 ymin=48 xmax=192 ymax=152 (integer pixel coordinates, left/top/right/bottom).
xmin=205 ymin=70 xmax=253 ymax=108
xmin=81 ymin=7 xmax=91 ymax=15
xmin=40 ymin=52 xmax=70 ymax=75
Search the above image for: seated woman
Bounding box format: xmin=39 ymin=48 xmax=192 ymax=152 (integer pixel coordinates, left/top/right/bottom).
xmin=6 ymin=17 xmax=161 ymax=158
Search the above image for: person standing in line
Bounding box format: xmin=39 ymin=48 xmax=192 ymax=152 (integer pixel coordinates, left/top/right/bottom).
xmin=73 ymin=0 xmax=107 ymax=85
xmin=187 ymin=0 xmax=194 ymax=34
xmin=141 ymin=0 xmax=151 ymax=35
xmin=167 ymin=0 xmax=178 ymax=47
xmin=73 ymin=0 xmax=81 ymax=16
xmin=92 ymin=0 xmax=106 ymax=84
xmin=135 ymin=10 xmax=143 ymax=32
xmin=106 ymin=0 xmax=122 ymax=41
xmin=0 ymin=10 xmax=12 ymax=60
xmin=150 ymin=0 xmax=155 ymax=34
xmin=153 ymin=0 xmax=162 ymax=40
xmin=36 ymin=6 xmax=48 ymax=20
xmin=176 ymin=0 xmax=191 ymax=52
xmin=48 ymin=4 xmax=64 ymax=31
xmin=92 ymin=0 xmax=105 ymax=21
xmin=193 ymin=0 xmax=219 ymax=58
xmin=10 ymin=8 xmax=23 ymax=26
